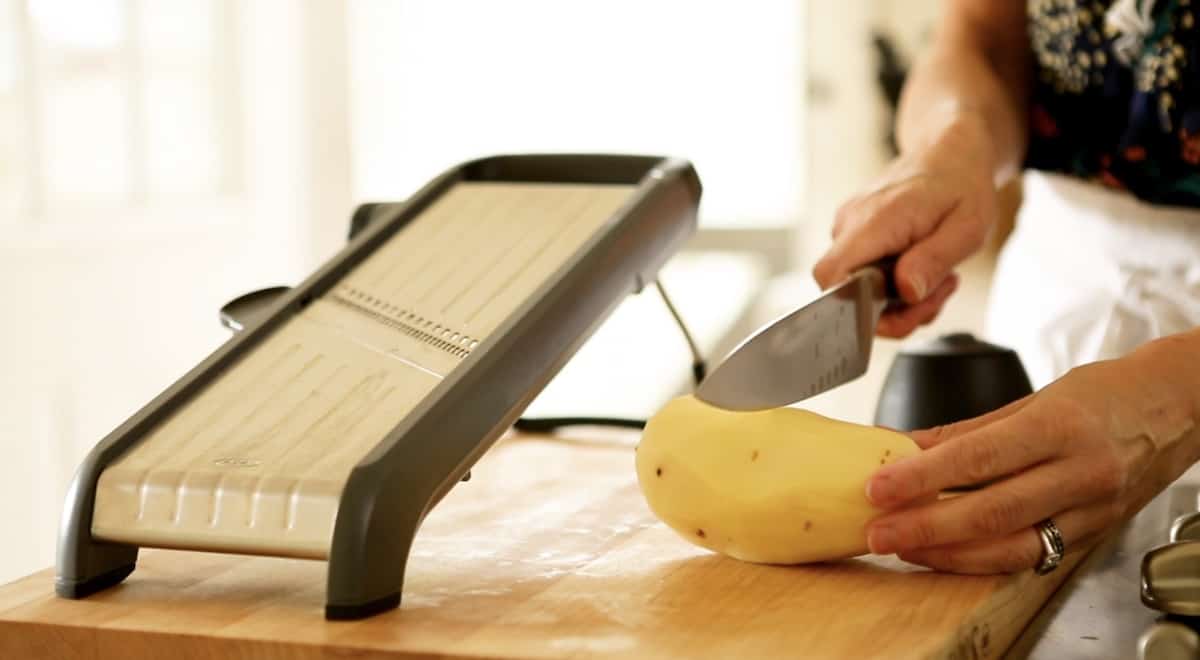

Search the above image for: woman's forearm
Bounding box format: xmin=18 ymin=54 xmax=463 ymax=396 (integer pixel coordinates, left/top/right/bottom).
xmin=1126 ymin=327 xmax=1200 ymax=456
xmin=895 ymin=1 xmax=1032 ymax=187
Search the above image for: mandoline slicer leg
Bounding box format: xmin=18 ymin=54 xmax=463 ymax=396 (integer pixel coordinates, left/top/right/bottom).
xmin=323 ymin=469 xmax=426 ymax=620
xmin=56 ymin=459 xmax=139 ymax=598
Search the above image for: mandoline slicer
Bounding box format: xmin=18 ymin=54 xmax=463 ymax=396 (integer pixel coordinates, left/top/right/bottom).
xmin=56 ymin=154 xmax=701 ymax=619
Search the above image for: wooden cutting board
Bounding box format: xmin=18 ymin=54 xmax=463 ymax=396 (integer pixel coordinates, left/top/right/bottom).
xmin=0 ymin=432 xmax=1084 ymax=659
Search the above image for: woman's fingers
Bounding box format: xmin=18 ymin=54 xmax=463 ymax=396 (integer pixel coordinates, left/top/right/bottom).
xmin=813 ymin=176 xmax=955 ymax=298
xmin=866 ymin=457 xmax=1108 ymax=554
xmin=892 ymin=201 xmax=991 ymax=306
xmin=908 ymin=395 xmax=1033 ymax=450
xmin=894 ymin=502 xmax=1114 ymax=574
xmin=876 ymin=274 xmax=959 ymax=338
xmin=813 ymin=177 xmax=986 ymax=340
xmin=866 ymin=411 xmax=1063 ymax=508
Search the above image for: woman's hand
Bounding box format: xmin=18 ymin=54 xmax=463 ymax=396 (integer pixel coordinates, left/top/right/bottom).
xmin=812 ymin=113 xmax=999 ymax=338
xmin=863 ymin=336 xmax=1200 ymax=573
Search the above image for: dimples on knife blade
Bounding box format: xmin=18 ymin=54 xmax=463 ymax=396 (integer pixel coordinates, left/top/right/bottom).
xmin=695 ymin=272 xmax=883 ymax=410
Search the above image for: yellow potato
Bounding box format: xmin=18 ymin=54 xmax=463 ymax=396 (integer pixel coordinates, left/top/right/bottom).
xmin=635 ymin=395 xmax=920 ymax=564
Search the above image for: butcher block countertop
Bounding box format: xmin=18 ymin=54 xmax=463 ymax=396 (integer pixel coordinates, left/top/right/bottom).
xmin=0 ymin=432 xmax=1086 ymax=659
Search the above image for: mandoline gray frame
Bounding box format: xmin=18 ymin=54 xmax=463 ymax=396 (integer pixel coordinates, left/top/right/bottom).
xmin=55 ymin=154 xmax=701 ymax=620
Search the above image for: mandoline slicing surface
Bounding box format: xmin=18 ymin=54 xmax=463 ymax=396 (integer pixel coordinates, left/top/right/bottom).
xmin=91 ymin=181 xmax=635 ymax=558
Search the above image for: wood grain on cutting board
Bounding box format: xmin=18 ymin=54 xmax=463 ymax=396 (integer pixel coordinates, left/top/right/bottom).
xmin=0 ymin=435 xmax=1083 ymax=660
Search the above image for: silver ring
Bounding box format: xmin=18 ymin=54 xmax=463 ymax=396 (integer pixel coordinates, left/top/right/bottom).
xmin=1034 ymin=518 xmax=1065 ymax=575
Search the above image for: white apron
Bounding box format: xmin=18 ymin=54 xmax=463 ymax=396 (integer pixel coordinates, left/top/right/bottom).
xmin=984 ymin=170 xmax=1200 ymax=390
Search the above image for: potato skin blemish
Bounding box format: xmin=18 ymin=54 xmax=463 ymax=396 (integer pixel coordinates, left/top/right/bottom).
xmin=696 ymin=528 xmax=707 ymax=539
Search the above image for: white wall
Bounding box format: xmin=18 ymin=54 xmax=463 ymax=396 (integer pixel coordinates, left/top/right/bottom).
xmin=345 ymin=0 xmax=805 ymax=230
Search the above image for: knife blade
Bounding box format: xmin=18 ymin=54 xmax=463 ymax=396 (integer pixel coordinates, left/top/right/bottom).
xmin=694 ymin=259 xmax=901 ymax=411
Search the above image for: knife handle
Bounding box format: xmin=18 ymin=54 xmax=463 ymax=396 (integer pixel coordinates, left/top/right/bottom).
xmin=870 ymin=256 xmax=904 ymax=313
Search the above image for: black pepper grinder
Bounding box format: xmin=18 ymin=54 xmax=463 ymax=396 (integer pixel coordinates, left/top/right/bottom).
xmin=873 ymin=332 xmax=1034 ymax=432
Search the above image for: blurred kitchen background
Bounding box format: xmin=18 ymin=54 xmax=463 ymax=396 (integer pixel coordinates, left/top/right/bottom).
xmin=0 ymin=1 xmax=1021 ymax=584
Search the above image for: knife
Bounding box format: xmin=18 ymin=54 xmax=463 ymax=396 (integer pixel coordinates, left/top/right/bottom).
xmin=694 ymin=258 xmax=902 ymax=411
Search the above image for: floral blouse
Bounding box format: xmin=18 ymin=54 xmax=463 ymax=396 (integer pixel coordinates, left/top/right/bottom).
xmin=1026 ymin=0 xmax=1200 ymax=206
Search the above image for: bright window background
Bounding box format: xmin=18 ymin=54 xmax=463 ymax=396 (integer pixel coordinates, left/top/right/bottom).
xmin=0 ymin=0 xmax=27 ymax=220
xmin=1 ymin=0 xmax=235 ymax=223
xmin=348 ymin=1 xmax=805 ymax=228
xmin=0 ymin=0 xmax=301 ymax=587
